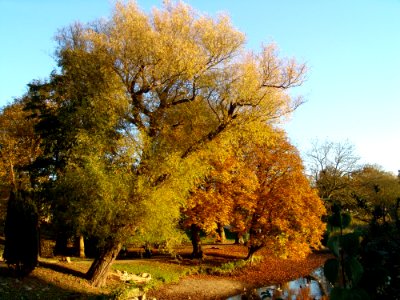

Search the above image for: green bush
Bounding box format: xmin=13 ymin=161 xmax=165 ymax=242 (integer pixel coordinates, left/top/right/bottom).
xmin=204 ymin=258 xmax=256 ymax=275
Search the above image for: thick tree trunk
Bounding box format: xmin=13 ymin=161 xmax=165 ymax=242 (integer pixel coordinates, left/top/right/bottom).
xmin=190 ymin=224 xmax=203 ymax=259
xmin=75 ymin=235 xmax=85 ymax=258
xmin=86 ymin=242 xmax=121 ymax=287
xmin=216 ymin=223 xmax=226 ymax=243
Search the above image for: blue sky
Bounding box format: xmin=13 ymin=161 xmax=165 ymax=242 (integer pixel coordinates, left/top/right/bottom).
xmin=1 ymin=0 xmax=400 ymax=174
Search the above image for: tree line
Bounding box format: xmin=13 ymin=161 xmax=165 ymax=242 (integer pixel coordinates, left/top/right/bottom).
xmin=307 ymin=140 xmax=400 ymax=299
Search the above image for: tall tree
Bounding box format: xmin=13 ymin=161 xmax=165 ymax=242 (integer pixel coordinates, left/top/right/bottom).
xmin=0 ymin=99 xmax=42 ymax=275
xmin=28 ymin=1 xmax=306 ymax=286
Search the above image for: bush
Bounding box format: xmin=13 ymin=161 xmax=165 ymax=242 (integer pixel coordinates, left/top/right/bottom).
xmin=3 ymin=190 xmax=39 ymax=276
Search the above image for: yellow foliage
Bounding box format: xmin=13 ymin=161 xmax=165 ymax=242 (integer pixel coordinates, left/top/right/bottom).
xmin=46 ymin=0 xmax=309 ymax=256
xmin=0 ymin=100 xmax=41 ymax=190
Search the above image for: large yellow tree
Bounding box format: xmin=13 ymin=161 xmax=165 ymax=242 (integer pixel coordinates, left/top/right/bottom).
xmin=28 ymin=0 xmax=306 ymax=286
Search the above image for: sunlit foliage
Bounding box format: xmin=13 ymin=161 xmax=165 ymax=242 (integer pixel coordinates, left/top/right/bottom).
xmin=3 ymin=0 xmax=308 ymax=285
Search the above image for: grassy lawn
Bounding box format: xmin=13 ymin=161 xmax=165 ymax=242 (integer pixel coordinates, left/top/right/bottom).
xmin=0 ymin=243 xmax=248 ymax=299
xmin=0 ymin=243 xmax=330 ymax=299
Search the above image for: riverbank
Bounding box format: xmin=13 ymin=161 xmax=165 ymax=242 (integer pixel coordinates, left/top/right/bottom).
xmin=148 ymin=249 xmax=331 ymax=299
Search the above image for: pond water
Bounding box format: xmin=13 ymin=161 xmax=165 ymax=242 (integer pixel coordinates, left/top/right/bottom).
xmin=227 ymin=267 xmax=331 ymax=300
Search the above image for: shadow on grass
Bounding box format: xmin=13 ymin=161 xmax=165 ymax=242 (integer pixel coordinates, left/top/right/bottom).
xmin=0 ymin=263 xmax=111 ymax=300
xmin=0 ymin=263 xmax=109 ymax=299
xmin=38 ymin=261 xmax=87 ymax=279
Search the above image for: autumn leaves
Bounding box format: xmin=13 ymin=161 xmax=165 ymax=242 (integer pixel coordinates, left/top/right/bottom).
xmin=183 ymin=131 xmax=326 ymax=260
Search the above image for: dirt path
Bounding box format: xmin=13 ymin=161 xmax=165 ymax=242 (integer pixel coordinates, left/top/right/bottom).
xmin=150 ymin=277 xmax=248 ymax=300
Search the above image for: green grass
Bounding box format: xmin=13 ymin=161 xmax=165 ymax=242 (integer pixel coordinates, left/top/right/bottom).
xmin=206 ymin=259 xmax=248 ymax=275
xmin=112 ymin=261 xmax=193 ymax=292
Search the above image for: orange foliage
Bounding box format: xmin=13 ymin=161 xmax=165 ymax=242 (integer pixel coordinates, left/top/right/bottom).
xmin=182 ymin=129 xmax=326 ymax=259
xmin=182 ymin=150 xmax=258 ymax=233
xmin=238 ymin=135 xmax=326 ymax=258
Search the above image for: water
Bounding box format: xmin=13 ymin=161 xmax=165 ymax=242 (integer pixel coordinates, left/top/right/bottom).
xmin=227 ymin=267 xmax=331 ymax=300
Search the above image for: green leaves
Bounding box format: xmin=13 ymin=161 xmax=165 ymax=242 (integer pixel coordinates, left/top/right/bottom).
xmin=324 ymin=204 xmax=369 ymax=299
xmin=330 ymin=287 xmax=370 ymax=300
xmin=341 ymin=233 xmax=360 ymax=257
xmin=324 ymin=258 xmax=339 ymax=284
xmin=328 ymin=203 xmax=351 ymax=230
xmin=327 ymin=235 xmax=340 ymax=257
xmin=344 ymin=256 xmax=364 ymax=286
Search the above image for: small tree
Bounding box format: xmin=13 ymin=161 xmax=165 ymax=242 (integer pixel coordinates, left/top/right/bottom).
xmin=4 ymin=190 xmax=39 ymax=276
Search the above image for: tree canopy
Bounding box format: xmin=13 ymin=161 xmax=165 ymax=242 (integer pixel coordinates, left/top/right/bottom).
xmin=1 ymin=0 xmax=322 ymax=287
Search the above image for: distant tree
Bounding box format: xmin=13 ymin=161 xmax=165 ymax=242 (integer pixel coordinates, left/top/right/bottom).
xmin=351 ymin=165 xmax=400 ymax=223
xmin=306 ymin=140 xmax=360 ymax=207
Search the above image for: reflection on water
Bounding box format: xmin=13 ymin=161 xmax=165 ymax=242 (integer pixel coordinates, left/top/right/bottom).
xmin=227 ymin=267 xmax=331 ymax=300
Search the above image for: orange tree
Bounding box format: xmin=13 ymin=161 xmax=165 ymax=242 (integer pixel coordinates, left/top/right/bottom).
xmin=182 ymin=136 xmax=259 ymax=257
xmin=182 ymin=127 xmax=326 ymax=261
xmin=232 ymin=133 xmax=326 ymax=261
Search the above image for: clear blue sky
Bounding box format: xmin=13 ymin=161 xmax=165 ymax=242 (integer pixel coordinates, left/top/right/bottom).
xmin=1 ymin=0 xmax=400 ymax=174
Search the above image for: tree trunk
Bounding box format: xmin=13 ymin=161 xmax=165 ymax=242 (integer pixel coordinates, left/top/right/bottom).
xmin=54 ymin=232 xmax=69 ymax=256
xmin=216 ymin=223 xmax=226 ymax=243
xmin=190 ymin=224 xmax=203 ymax=259
xmin=234 ymin=232 xmax=244 ymax=245
xmin=9 ymin=160 xmax=16 ymax=189
xmin=86 ymin=242 xmax=121 ymax=287
xmin=75 ymin=235 xmax=85 ymax=258
xmin=396 ymin=198 xmax=400 ymax=230
xmin=246 ymin=245 xmax=262 ymax=263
